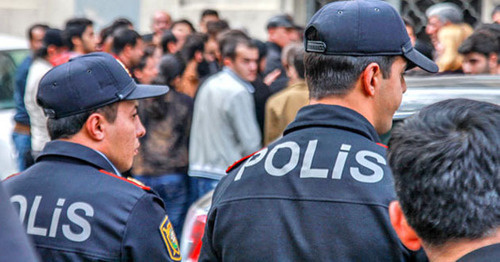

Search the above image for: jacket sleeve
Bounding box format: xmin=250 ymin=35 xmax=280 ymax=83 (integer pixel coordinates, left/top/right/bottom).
xmin=121 ymin=193 xmax=182 ymax=262
xmin=226 ymin=91 xmax=262 ymax=155
xmin=0 ymin=182 xmax=40 ymax=262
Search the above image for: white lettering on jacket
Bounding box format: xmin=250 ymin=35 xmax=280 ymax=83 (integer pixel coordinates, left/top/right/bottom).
xmin=234 ymin=140 xmax=386 ymax=183
xmin=10 ymin=195 xmax=94 ymax=242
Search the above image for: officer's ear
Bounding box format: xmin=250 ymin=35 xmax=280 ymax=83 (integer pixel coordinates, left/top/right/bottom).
xmin=85 ymin=112 xmax=106 ymax=141
xmin=389 ymin=201 xmax=422 ymax=251
xmin=361 ymin=62 xmax=382 ymax=97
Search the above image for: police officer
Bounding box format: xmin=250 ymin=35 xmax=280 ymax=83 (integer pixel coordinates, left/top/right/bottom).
xmin=3 ymin=52 xmax=182 ymax=261
xmin=199 ymin=1 xmax=438 ymax=261
xmin=0 ymin=181 xmax=39 ymax=262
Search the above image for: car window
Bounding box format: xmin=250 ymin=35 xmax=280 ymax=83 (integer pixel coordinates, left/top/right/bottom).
xmin=0 ymin=50 xmax=29 ymax=110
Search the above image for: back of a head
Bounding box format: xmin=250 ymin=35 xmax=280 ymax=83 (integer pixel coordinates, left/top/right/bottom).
xmin=303 ymin=0 xmax=437 ymax=99
xmin=426 ymin=2 xmax=463 ymax=24
xmin=35 ymin=28 xmax=64 ymax=59
xmin=206 ymin=20 xmax=230 ymax=39
xmin=436 ymin=24 xmax=473 ymax=72
xmin=388 ymin=99 xmax=500 ymax=247
xmin=282 ymin=43 xmax=305 ymax=79
xmin=160 ymin=30 xmax=177 ymax=54
xmin=179 ymin=32 xmax=207 ymax=62
xmin=158 ymin=54 xmax=186 ymax=87
xmin=112 ymin=28 xmax=140 ymax=54
xmin=63 ymin=18 xmax=93 ymax=50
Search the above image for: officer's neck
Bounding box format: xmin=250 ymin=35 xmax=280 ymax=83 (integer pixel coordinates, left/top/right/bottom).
xmin=309 ymin=89 xmax=377 ymax=130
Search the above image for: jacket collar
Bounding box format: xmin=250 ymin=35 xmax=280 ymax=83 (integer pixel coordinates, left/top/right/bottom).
xmin=37 ymin=140 xmax=121 ymax=175
xmin=284 ymin=104 xmax=382 ymax=143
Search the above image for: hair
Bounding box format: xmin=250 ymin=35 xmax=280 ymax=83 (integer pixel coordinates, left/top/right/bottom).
xmin=436 ymin=24 xmax=473 ymax=72
xmin=201 ymin=9 xmax=219 ymax=19
xmin=35 ymin=28 xmax=64 ymax=59
xmin=156 ymin=54 xmax=186 ymax=88
xmin=426 ymin=2 xmax=463 ymax=24
xmin=217 ymin=29 xmax=253 ymax=60
xmin=458 ymin=31 xmax=499 ymax=57
xmin=251 ymin=38 xmax=267 ymax=61
xmin=179 ymin=32 xmax=207 ymax=62
xmin=47 ymin=103 xmax=118 ymax=140
xmin=111 ymin=18 xmax=133 ymax=30
xmin=206 ymin=20 xmax=230 ymax=39
xmin=282 ymin=43 xmax=305 ymax=79
xmin=112 ymin=28 xmax=141 ymax=54
xmin=492 ymin=5 xmax=500 ymax=17
xmin=27 ymin=23 xmax=49 ymax=40
xmin=63 ymin=18 xmax=93 ymax=50
xmin=304 ymin=53 xmax=395 ymax=99
xmin=160 ymin=30 xmax=177 ymax=54
xmin=292 ymin=45 xmax=305 ymax=79
xmin=171 ymin=19 xmax=196 ymax=33
xmin=132 ymin=46 xmax=155 ymax=72
xmin=402 ymin=17 xmax=415 ymax=29
xmin=388 ymin=99 xmax=500 ymax=247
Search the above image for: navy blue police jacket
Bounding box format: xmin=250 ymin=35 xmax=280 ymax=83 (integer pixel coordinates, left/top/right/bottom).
xmin=0 ymin=181 xmax=39 ymax=262
xmin=199 ymin=104 xmax=417 ymax=261
xmin=3 ymin=140 xmax=181 ymax=262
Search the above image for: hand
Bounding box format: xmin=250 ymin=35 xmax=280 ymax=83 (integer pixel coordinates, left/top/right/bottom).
xmin=263 ymin=69 xmax=281 ymax=86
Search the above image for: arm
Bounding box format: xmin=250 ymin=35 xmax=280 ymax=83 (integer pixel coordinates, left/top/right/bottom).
xmin=226 ymin=91 xmax=262 ymax=155
xmin=121 ymin=193 xmax=181 ymax=262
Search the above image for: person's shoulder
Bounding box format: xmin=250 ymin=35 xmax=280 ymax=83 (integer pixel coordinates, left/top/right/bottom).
xmin=97 ymin=170 xmax=152 ymax=194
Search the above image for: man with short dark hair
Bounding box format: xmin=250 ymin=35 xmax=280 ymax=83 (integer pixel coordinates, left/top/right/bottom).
xmin=53 ymin=18 xmax=97 ymax=66
xmin=12 ymin=23 xmax=49 ymax=171
xmin=459 ymin=31 xmax=499 ymax=74
xmin=112 ymin=28 xmax=144 ymax=76
xmin=160 ymin=30 xmax=178 ymax=55
xmin=199 ymin=1 xmax=437 ymax=261
xmin=189 ymin=31 xmax=261 ymax=198
xmin=64 ymin=18 xmax=97 ymax=55
xmin=264 ymin=14 xmax=298 ymax=93
xmin=199 ymin=9 xmax=219 ymax=33
xmin=4 ymin=52 xmax=181 ymax=261
xmin=388 ymin=99 xmax=500 ymax=262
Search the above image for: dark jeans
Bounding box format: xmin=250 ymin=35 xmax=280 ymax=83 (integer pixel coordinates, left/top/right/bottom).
xmin=194 ymin=177 xmax=220 ymax=199
xmin=11 ymin=132 xmax=32 ymax=171
xmin=134 ymin=174 xmax=189 ymax=238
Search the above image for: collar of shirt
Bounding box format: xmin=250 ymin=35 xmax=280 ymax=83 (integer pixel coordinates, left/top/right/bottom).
xmin=284 ymin=104 xmax=382 ymax=143
xmin=37 ymin=140 xmax=122 ymax=176
xmin=222 ymin=67 xmax=255 ymax=93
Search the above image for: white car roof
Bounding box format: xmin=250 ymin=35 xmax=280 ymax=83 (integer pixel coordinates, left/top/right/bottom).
xmin=0 ymin=34 xmax=29 ymax=51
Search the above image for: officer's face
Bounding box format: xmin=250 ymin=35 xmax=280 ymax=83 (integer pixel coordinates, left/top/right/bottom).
xmin=375 ymin=56 xmax=407 ymax=134
xmin=105 ymin=100 xmax=146 ymax=172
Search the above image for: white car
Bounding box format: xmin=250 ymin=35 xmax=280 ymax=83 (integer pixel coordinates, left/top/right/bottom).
xmin=0 ymin=34 xmax=29 ymax=179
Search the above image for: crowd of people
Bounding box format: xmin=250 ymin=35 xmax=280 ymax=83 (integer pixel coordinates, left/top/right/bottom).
xmin=2 ymin=1 xmax=499 ymax=261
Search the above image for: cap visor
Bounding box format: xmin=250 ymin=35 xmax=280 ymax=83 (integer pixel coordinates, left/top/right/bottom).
xmin=125 ymin=84 xmax=169 ymax=100
xmin=404 ymin=48 xmax=438 ymax=73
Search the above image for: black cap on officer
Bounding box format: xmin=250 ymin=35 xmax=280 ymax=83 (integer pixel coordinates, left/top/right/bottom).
xmin=36 ymin=52 xmax=169 ymax=119
xmin=304 ymin=0 xmax=438 ymax=73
